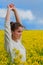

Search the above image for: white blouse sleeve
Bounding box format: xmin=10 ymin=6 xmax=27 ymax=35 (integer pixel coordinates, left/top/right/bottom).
xmin=4 ymin=21 xmax=12 ymax=52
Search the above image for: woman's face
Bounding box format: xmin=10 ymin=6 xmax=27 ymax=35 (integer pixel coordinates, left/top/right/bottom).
xmin=12 ymin=27 xmax=23 ymax=40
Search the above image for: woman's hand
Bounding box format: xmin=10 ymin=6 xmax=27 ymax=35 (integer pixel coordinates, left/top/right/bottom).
xmin=6 ymin=4 xmax=14 ymax=22
xmin=8 ymin=4 xmax=16 ymax=11
xmin=7 ymin=3 xmax=21 ymax=23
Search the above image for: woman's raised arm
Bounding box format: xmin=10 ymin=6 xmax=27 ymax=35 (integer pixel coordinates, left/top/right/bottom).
xmin=4 ymin=5 xmax=12 ymax=52
xmin=11 ymin=4 xmax=21 ymax=23
xmin=6 ymin=6 xmax=10 ymax=22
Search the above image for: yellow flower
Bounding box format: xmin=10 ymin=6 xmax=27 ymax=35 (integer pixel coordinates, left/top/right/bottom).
xmin=15 ymin=50 xmax=20 ymax=55
xmin=19 ymin=54 xmax=23 ymax=59
xmin=13 ymin=48 xmax=17 ymax=51
xmin=32 ymin=61 xmax=39 ymax=65
xmin=23 ymin=61 xmax=28 ymax=65
xmin=0 ymin=30 xmax=43 ymax=65
xmin=12 ymin=64 xmax=15 ymax=65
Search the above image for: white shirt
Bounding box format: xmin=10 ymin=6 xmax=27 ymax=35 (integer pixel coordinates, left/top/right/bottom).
xmin=4 ymin=21 xmax=26 ymax=62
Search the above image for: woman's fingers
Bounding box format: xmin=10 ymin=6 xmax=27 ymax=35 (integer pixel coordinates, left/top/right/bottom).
xmin=7 ymin=4 xmax=16 ymax=12
xmin=9 ymin=4 xmax=14 ymax=8
xmin=8 ymin=3 xmax=15 ymax=9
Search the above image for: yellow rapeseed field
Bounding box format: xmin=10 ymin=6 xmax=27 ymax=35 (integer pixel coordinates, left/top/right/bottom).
xmin=0 ymin=30 xmax=43 ymax=65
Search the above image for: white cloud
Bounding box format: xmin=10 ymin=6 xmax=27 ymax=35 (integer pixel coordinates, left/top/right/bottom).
xmin=17 ymin=9 xmax=35 ymax=20
xmin=0 ymin=8 xmax=35 ymax=20
xmin=0 ymin=8 xmax=7 ymax=18
xmin=37 ymin=19 xmax=43 ymax=25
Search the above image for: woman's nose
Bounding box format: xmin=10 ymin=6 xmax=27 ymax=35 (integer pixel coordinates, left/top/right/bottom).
xmin=19 ymin=33 xmax=22 ymax=36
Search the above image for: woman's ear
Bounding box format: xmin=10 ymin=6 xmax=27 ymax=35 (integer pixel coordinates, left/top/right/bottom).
xmin=11 ymin=31 xmax=14 ymax=35
xmin=11 ymin=30 xmax=14 ymax=33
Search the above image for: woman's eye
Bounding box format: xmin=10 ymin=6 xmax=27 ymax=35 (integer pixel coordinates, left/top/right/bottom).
xmin=18 ymin=31 xmax=21 ymax=32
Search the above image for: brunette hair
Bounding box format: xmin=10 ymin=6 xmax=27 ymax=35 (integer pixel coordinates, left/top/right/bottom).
xmin=10 ymin=22 xmax=24 ymax=31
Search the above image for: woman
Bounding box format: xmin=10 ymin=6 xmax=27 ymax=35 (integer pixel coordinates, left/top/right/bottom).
xmin=4 ymin=4 xmax=26 ymax=62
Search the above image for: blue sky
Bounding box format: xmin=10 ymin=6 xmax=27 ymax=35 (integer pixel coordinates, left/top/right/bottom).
xmin=0 ymin=0 xmax=43 ymax=30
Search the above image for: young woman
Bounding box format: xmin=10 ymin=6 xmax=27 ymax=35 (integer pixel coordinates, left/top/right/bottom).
xmin=4 ymin=4 xmax=26 ymax=62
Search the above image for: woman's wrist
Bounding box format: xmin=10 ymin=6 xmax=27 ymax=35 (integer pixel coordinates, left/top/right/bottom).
xmin=7 ymin=7 xmax=11 ymax=11
xmin=12 ymin=8 xmax=17 ymax=12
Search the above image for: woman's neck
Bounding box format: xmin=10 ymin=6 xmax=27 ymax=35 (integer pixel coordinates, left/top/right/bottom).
xmin=12 ymin=35 xmax=18 ymax=42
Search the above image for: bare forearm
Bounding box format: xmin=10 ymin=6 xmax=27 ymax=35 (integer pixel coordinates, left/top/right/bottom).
xmin=13 ymin=8 xmax=21 ymax=23
xmin=6 ymin=8 xmax=10 ymax=22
